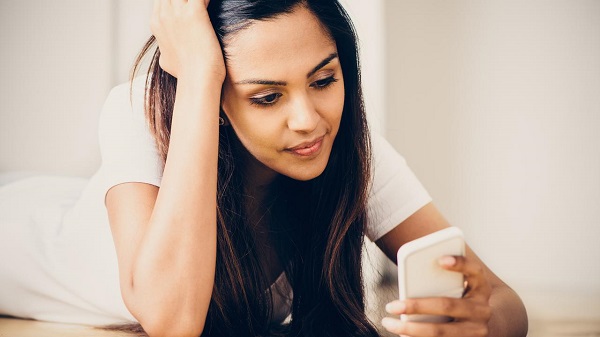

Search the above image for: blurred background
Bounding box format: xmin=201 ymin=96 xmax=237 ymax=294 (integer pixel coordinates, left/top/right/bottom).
xmin=1 ymin=0 xmax=599 ymax=335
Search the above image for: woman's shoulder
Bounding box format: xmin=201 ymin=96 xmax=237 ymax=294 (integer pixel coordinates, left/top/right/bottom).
xmin=371 ymin=133 xmax=409 ymax=170
xmin=97 ymin=75 xmax=162 ymax=178
xmin=367 ymin=133 xmax=432 ymax=241
xmin=98 ymin=76 xmax=149 ymax=139
xmin=101 ymin=76 xmax=147 ymax=118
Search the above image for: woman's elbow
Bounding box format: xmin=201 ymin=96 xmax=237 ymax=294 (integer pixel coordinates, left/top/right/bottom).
xmin=138 ymin=312 xmax=206 ymax=337
xmin=122 ymin=290 xmax=206 ymax=337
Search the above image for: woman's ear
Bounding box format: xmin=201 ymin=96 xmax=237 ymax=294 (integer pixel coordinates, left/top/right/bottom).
xmin=219 ymin=108 xmax=230 ymax=126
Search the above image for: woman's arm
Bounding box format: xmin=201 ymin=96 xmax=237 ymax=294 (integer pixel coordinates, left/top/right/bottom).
xmin=106 ymin=1 xmax=225 ymax=336
xmin=376 ymin=203 xmax=528 ymax=337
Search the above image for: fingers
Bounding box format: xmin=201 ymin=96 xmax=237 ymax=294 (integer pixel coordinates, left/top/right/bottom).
xmin=439 ymin=255 xmax=492 ymax=300
xmin=152 ymin=0 xmax=201 ymax=19
xmin=383 ymin=256 xmax=493 ymax=336
xmin=383 ymin=254 xmax=493 ymax=336
xmin=152 ymin=0 xmax=162 ymax=31
xmin=167 ymin=0 xmax=206 ymax=12
xmin=151 ymin=0 xmax=169 ymax=36
xmin=386 ymin=298 xmax=491 ymax=321
xmin=153 ymin=0 xmax=161 ymax=15
xmin=149 ymin=0 xmax=223 ymax=78
xmin=381 ymin=317 xmax=490 ymax=337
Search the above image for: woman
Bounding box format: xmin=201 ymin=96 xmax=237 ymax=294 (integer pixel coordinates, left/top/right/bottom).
xmin=0 ymin=0 xmax=528 ymax=336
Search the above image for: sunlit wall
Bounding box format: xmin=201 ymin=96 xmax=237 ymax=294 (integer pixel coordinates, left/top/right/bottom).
xmin=385 ymin=0 xmax=600 ymax=321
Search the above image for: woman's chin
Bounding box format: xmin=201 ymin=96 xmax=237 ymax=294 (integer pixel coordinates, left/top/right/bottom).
xmin=285 ymin=163 xmax=328 ymax=182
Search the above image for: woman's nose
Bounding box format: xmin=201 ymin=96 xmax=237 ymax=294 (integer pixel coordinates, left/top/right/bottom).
xmin=287 ymin=95 xmax=320 ymax=133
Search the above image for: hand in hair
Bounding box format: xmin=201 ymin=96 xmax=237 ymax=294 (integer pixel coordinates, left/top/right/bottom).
xmin=382 ymin=254 xmax=495 ymax=337
xmin=150 ymin=0 xmax=225 ymax=80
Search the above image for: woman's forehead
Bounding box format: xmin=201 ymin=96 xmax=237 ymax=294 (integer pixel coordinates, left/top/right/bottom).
xmin=223 ymin=6 xmax=337 ymax=82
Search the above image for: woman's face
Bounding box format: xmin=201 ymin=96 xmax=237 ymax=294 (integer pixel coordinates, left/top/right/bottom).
xmin=221 ymin=5 xmax=344 ymax=183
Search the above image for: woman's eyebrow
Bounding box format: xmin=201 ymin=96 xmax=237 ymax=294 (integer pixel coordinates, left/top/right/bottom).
xmin=235 ymin=79 xmax=287 ymax=86
xmin=234 ymin=52 xmax=339 ymax=86
xmin=307 ymin=52 xmax=338 ymax=78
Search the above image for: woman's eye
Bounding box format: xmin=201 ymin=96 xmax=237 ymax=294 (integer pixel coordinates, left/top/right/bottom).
xmin=250 ymin=93 xmax=282 ymax=106
xmin=311 ymin=76 xmax=338 ymax=90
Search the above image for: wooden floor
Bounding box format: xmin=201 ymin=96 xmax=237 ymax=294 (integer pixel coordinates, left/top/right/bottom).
xmin=2 ymin=316 xmax=600 ymax=337
xmin=0 ymin=317 xmax=137 ymax=337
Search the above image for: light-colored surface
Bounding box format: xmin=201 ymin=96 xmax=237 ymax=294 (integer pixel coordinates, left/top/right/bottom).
xmin=2 ymin=316 xmax=600 ymax=337
xmin=0 ymin=318 xmax=136 ymax=337
xmin=0 ymin=1 xmax=112 ymax=176
xmin=340 ymin=0 xmax=386 ymax=134
xmin=4 ymin=278 xmax=600 ymax=337
xmin=529 ymin=320 xmax=600 ymax=337
xmin=384 ymin=0 xmax=600 ymax=321
xmin=1 ymin=0 xmax=599 ymax=329
xmin=2 ymin=273 xmax=600 ymax=336
xmin=0 ymin=1 xmax=153 ymax=177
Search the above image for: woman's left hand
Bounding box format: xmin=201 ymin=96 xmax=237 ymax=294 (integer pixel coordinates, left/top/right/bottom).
xmin=382 ymin=255 xmax=493 ymax=336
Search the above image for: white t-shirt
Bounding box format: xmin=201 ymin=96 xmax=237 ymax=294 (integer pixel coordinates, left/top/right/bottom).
xmin=0 ymin=77 xmax=431 ymax=326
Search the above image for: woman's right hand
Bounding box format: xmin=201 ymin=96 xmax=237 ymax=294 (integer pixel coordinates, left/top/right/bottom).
xmin=151 ymin=0 xmax=225 ymax=80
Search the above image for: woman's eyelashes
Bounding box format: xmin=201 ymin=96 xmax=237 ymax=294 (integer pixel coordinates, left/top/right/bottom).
xmin=250 ymin=92 xmax=283 ymax=106
xmin=249 ymin=75 xmax=338 ymax=107
xmin=311 ymin=76 xmax=338 ymax=90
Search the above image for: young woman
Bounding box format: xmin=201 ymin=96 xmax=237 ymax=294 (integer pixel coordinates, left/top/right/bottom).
xmin=0 ymin=0 xmax=528 ymax=336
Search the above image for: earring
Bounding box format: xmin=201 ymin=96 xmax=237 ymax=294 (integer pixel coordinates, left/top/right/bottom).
xmin=218 ymin=117 xmax=225 ymax=126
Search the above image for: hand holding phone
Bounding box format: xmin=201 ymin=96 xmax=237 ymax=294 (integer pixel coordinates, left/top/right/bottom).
xmin=396 ymin=227 xmax=466 ymax=323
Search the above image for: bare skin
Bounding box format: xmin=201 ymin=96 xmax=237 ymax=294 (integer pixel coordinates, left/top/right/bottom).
xmin=377 ymin=203 xmax=528 ymax=337
xmin=106 ymin=1 xmax=528 ymax=336
xmin=106 ymin=1 xmax=222 ymax=336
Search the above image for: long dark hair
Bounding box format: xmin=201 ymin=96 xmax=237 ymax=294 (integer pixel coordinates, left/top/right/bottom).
xmin=128 ymin=0 xmax=377 ymax=336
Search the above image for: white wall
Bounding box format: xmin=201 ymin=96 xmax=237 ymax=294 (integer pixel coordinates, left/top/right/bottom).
xmin=339 ymin=0 xmax=386 ymax=134
xmin=112 ymin=1 xmax=154 ymax=85
xmin=385 ymin=0 xmax=600 ymax=321
xmin=0 ymin=1 xmax=112 ymax=176
xmin=3 ymin=0 xmax=598 ymax=324
xmin=0 ymin=1 xmax=153 ymax=177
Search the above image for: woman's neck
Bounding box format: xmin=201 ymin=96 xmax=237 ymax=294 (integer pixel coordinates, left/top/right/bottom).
xmin=237 ymin=147 xmax=279 ymax=202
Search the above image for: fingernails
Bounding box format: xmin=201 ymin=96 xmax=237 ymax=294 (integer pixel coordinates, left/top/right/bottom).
xmin=439 ymin=256 xmax=456 ymax=267
xmin=381 ymin=317 xmax=404 ymax=331
xmin=385 ymin=301 xmax=406 ymax=314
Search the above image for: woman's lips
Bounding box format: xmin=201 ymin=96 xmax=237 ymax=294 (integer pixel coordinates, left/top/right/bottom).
xmin=286 ymin=136 xmax=325 ymax=157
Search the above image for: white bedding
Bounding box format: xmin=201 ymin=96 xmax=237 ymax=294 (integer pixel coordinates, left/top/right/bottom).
xmin=0 ymin=173 xmax=133 ymax=325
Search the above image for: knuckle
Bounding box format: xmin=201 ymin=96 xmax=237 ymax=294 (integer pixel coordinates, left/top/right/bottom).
xmin=440 ymin=298 xmax=455 ymax=312
xmin=429 ymin=324 xmax=444 ymax=337
xmin=183 ymin=8 xmax=198 ymax=20
xmin=452 ymin=255 xmax=465 ymax=267
xmin=480 ymin=306 xmax=492 ymax=321
xmin=404 ymin=299 xmax=417 ymax=314
xmin=482 ymin=282 xmax=493 ymax=295
xmin=472 ymin=263 xmax=484 ymax=275
xmin=158 ymin=11 xmax=171 ymax=23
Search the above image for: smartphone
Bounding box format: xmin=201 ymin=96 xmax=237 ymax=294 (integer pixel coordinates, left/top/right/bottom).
xmin=396 ymin=226 xmax=466 ymax=322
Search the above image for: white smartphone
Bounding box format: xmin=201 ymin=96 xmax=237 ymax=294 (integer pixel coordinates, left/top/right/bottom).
xmin=396 ymin=227 xmax=466 ymax=323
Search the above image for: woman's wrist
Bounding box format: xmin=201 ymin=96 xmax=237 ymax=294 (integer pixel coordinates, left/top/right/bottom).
xmin=176 ymin=66 xmax=225 ymax=88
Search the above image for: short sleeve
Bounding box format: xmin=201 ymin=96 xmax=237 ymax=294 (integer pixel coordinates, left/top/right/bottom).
xmin=97 ymin=78 xmax=163 ymax=200
xmin=365 ymin=134 xmax=432 ymax=242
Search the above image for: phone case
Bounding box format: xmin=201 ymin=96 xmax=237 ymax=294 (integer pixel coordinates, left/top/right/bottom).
xmin=397 ymin=227 xmax=465 ymax=322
